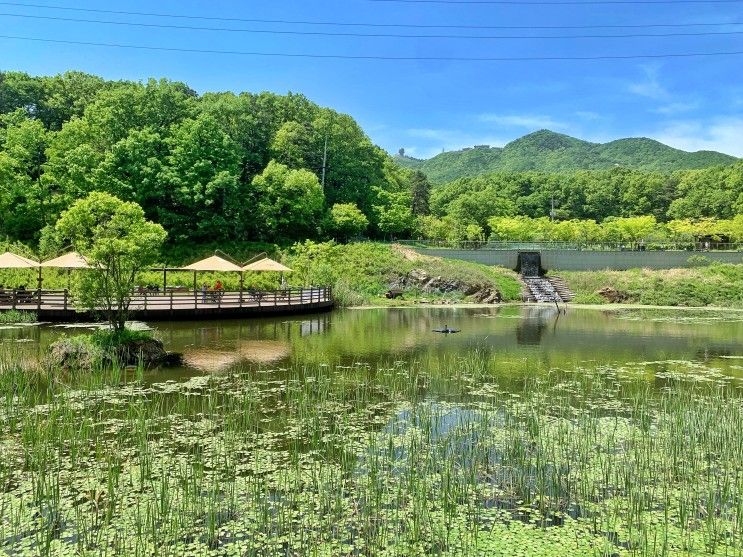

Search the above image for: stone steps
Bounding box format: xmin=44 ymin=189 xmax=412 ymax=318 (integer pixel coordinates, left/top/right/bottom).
xmin=547 ymin=276 xmax=575 ymax=302
xmin=520 ymin=275 xmax=574 ymax=303
xmin=522 ymin=276 xmax=562 ymax=303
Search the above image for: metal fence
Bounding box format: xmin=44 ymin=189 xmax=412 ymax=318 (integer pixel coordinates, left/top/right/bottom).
xmin=394 ymin=240 xmax=743 ymax=252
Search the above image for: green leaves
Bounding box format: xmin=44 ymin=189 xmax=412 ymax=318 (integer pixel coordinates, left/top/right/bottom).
xmin=329 ymin=203 xmax=369 ymax=241
xmin=252 ymin=160 xmax=324 ymax=241
xmin=54 ymin=192 xmax=166 ymax=330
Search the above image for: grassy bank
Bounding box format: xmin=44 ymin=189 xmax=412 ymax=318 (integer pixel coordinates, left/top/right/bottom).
xmin=558 ymin=262 xmax=743 ymax=307
xmin=284 ymin=241 xmax=522 ymax=306
xmin=1 ymin=242 xmax=521 ymax=307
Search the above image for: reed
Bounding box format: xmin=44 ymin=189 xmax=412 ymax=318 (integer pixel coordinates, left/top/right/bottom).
xmin=0 ymin=351 xmax=741 ymax=555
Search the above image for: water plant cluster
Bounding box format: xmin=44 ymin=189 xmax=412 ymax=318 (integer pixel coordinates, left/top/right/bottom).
xmin=0 ymin=351 xmax=742 ymax=556
xmin=0 ymin=311 xmax=37 ymax=325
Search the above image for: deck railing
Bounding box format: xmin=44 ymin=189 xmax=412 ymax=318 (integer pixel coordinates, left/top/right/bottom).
xmin=0 ymin=287 xmax=333 ymax=313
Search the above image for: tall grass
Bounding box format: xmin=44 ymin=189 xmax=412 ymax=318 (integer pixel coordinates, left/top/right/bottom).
xmin=0 ymin=351 xmax=741 ymax=555
xmin=0 ymin=310 xmax=37 ymax=324
xmin=560 ymin=263 xmax=743 ymax=307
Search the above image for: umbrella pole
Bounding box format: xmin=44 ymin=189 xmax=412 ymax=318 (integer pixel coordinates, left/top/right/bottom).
xmin=37 ymin=267 xmax=42 ymax=313
xmin=67 ymin=269 xmax=71 ymax=291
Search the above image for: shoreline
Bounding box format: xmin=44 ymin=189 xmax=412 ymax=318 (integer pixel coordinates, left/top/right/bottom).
xmin=348 ymin=301 xmax=743 ymax=312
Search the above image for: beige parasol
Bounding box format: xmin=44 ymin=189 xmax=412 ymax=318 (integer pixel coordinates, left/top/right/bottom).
xmin=0 ymin=252 xmax=39 ymax=269
xmin=181 ymin=255 xmax=242 ymax=293
xmin=241 ymin=257 xmax=293 ymax=273
xmin=182 ymin=255 xmax=242 ymax=272
xmin=41 ymin=252 xmax=90 ymax=269
xmin=41 ymin=251 xmax=91 ymax=290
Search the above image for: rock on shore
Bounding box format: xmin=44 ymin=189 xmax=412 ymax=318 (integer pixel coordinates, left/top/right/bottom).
xmin=392 ymin=268 xmax=503 ymax=303
xmin=49 ymin=337 xmax=182 ymax=370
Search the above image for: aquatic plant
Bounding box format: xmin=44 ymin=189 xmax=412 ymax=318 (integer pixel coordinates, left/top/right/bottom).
xmin=0 ymin=352 xmax=742 ymax=555
xmin=0 ymin=310 xmax=37 ymax=325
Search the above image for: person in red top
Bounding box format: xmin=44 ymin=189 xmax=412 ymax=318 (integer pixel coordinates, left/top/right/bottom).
xmin=214 ymin=280 xmax=223 ymax=291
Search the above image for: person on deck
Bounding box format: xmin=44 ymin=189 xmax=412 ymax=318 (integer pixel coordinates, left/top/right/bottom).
xmin=213 ymin=280 xmax=224 ymax=302
xmin=201 ymin=283 xmax=208 ymax=303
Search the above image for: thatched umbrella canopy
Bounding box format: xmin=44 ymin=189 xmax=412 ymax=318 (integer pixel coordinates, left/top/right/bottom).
xmin=41 ymin=252 xmax=91 ymax=289
xmin=182 ymin=255 xmax=242 ymax=272
xmin=0 ymin=252 xmax=40 ymax=290
xmin=41 ymin=252 xmax=90 ymax=269
xmin=181 ymin=255 xmax=242 ymax=291
xmin=241 ymin=258 xmax=293 ymax=273
xmin=0 ymin=252 xmax=39 ymax=269
xmin=242 ymin=257 xmax=292 ymax=289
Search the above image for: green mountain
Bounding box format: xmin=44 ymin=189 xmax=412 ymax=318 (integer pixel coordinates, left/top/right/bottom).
xmin=395 ymin=130 xmax=738 ymax=184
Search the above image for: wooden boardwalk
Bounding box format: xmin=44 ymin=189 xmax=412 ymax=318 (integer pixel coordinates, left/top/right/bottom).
xmin=0 ymin=287 xmax=334 ymax=321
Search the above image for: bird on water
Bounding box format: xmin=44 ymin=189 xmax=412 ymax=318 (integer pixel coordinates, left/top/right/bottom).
xmin=433 ymin=324 xmax=460 ymax=334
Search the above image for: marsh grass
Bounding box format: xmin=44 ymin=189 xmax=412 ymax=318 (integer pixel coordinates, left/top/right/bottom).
xmin=0 ymin=351 xmax=742 ymax=556
xmin=0 ymin=311 xmax=37 ymax=325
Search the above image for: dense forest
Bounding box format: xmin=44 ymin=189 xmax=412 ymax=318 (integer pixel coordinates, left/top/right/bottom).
xmin=0 ymin=70 xmax=423 ymax=250
xmin=1 ymin=71 xmax=742 ymax=250
xmin=396 ymin=129 xmax=738 ymax=184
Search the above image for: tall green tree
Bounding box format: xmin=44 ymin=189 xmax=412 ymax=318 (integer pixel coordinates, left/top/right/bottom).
xmin=159 ymin=115 xmax=243 ymax=242
xmin=410 ymin=170 xmax=431 ymax=216
xmin=329 ymin=203 xmax=369 ymax=242
xmin=252 ymin=161 xmax=325 ymax=240
xmin=0 ymin=111 xmax=52 ymax=240
xmin=54 ymin=192 xmax=167 ymax=332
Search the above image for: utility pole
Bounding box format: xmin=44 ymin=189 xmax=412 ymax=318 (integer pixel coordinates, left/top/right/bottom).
xmin=550 ymin=196 xmax=556 ymax=222
xmin=321 ymin=135 xmax=328 ymax=192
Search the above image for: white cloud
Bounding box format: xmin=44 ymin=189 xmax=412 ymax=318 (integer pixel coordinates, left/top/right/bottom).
xmin=650 ymin=118 xmax=743 ymax=157
xmin=403 ymin=128 xmax=511 ymax=158
xmin=627 ymin=65 xmax=670 ymax=101
xmin=652 ymin=102 xmax=700 ymax=115
xmin=575 ymin=111 xmax=602 ymax=121
xmin=478 ymin=113 xmax=567 ymax=130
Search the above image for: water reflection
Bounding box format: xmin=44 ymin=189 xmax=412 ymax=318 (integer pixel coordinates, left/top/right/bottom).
xmin=2 ymin=306 xmax=743 ymax=381
xmin=515 ymin=306 xmax=561 ymax=345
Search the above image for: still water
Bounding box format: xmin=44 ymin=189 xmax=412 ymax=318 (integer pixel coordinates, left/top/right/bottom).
xmin=4 ymin=305 xmax=743 ymax=381
xmin=3 ymin=305 xmax=743 ymax=555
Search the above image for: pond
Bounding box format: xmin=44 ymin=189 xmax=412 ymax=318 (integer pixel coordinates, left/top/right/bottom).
xmin=5 ymin=305 xmax=743 ymax=379
xmin=1 ymin=306 xmax=743 ymax=556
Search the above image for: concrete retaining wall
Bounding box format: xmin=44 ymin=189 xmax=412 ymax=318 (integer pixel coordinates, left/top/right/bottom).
xmin=418 ymin=248 xmax=743 ymax=271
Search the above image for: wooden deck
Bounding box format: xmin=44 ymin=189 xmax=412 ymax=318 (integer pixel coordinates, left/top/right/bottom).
xmin=0 ymin=287 xmax=334 ymax=321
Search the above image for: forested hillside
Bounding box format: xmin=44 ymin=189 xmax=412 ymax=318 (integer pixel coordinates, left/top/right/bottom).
xmin=2 ymin=71 xmax=742 ymax=251
xmin=396 ymin=130 xmax=737 ymax=184
xmin=0 ymin=70 xmax=419 ymax=249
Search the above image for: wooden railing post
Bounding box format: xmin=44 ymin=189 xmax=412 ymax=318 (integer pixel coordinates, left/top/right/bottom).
xmin=170 ymin=290 xmax=174 ymax=312
xmin=143 ymin=292 xmax=148 ymax=311
xmin=11 ymin=291 xmax=16 ymax=310
xmin=63 ymin=289 xmax=68 ymax=311
xmin=288 ymin=289 xmax=292 ymax=306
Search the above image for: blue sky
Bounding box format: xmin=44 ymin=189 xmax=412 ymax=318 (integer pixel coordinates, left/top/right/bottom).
xmin=1 ymin=0 xmax=742 ymax=158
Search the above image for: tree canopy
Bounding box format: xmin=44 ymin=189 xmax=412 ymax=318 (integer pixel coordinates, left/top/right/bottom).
xmin=54 ymin=191 xmax=167 ymax=331
xmin=1 ymin=71 xmax=741 ymax=251
xmin=0 ymin=71 xmax=407 ymax=247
